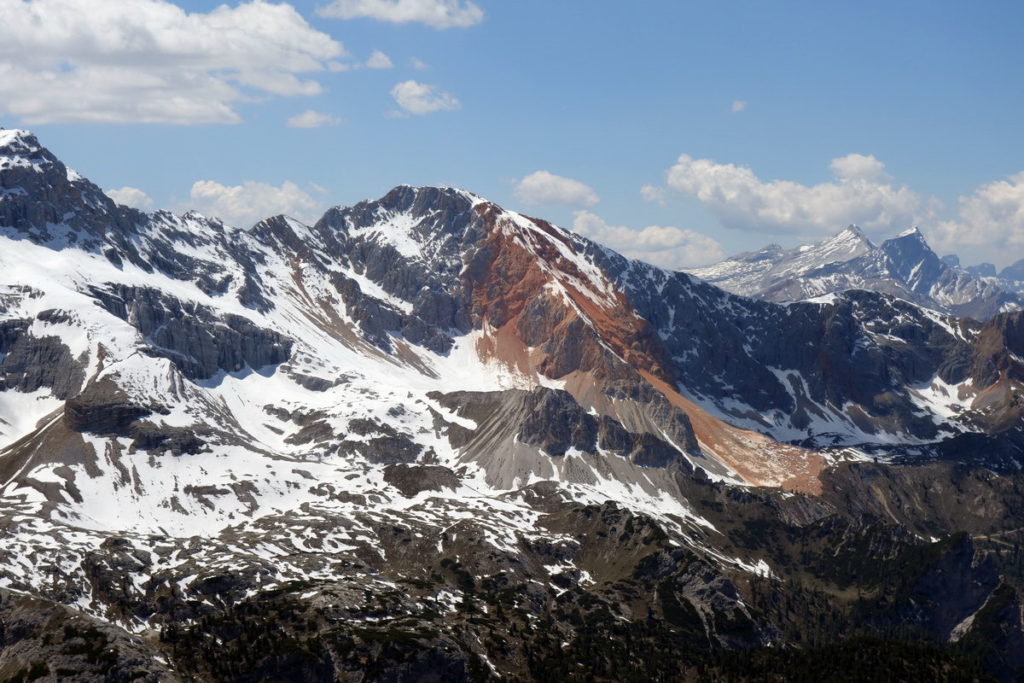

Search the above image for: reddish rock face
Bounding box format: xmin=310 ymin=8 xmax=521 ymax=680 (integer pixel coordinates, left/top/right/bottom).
xmin=456 ymin=202 xmax=826 ymax=493
xmin=464 ymin=203 xmax=672 ymax=383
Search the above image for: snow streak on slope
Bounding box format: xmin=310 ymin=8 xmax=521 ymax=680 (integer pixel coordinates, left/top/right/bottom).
xmin=690 ymin=226 xmax=874 ymax=294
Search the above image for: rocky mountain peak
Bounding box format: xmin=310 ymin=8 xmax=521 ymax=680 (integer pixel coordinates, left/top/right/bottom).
xmin=811 ymin=224 xmax=874 ymax=259
xmin=878 ymin=227 xmax=943 ymax=285
xmin=1 ymin=128 xmax=67 ymax=179
xmin=1001 ymin=258 xmax=1024 ymax=282
xmin=314 ymin=184 xmax=490 ymax=260
xmin=0 ymin=128 xmax=89 ymax=185
xmin=832 ymin=224 xmax=870 ymax=243
xmin=0 ymin=128 xmax=46 ymax=157
xmin=881 ymin=226 xmax=933 ymax=256
xmin=896 ymin=225 xmax=925 ymax=239
xmin=0 ymin=128 xmax=130 ymax=248
xmin=374 ymin=184 xmax=480 ymax=217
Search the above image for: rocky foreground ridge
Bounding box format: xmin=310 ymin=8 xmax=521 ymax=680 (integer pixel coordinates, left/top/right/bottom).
xmin=0 ymin=129 xmax=1022 ymax=680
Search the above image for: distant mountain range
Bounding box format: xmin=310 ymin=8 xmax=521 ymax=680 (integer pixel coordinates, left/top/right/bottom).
xmin=942 ymin=252 xmax=1024 ymax=292
xmin=688 ymin=225 xmax=1024 ymax=320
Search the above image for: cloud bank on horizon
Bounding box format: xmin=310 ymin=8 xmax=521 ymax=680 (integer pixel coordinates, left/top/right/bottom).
xmin=642 ymin=152 xmax=1024 ymax=260
xmin=572 ymin=211 xmax=725 ymax=269
xmin=661 ymin=153 xmax=929 ymax=237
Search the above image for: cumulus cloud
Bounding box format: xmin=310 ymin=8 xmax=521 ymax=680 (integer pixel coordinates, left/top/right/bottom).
xmin=665 ymin=152 xmax=932 ymax=236
xmin=327 ymin=49 xmax=393 ymax=71
xmin=187 ymin=179 xmax=321 ymax=228
xmin=640 ymin=183 xmax=666 ymax=206
xmin=932 ymin=172 xmax=1024 ymax=253
xmin=829 ymin=153 xmax=889 ymax=183
xmin=390 ymin=80 xmax=460 ymax=115
xmin=287 ymin=110 xmax=343 ymax=128
xmin=364 ymin=50 xmax=394 ymax=69
xmin=514 ymin=171 xmax=599 ymax=208
xmin=731 ymin=100 xmax=747 ymax=113
xmin=0 ymin=0 xmax=346 ymax=125
xmin=106 ymin=186 xmax=153 ymax=209
xmin=410 ymin=57 xmax=429 ymax=70
xmin=572 ymin=211 xmax=724 ymax=269
xmin=317 ymin=0 xmax=483 ymax=29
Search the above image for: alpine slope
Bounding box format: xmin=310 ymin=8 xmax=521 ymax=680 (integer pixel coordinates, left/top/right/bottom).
xmin=1 ymin=129 xmax=1023 ymax=680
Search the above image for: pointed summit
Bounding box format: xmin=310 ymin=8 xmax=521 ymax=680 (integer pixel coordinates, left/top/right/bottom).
xmin=840 ymin=224 xmax=866 ymax=238
xmin=822 ymin=224 xmax=873 ymax=250
xmin=880 ymin=228 xmax=935 ymax=274
xmin=0 ymin=127 xmax=39 ymax=149
xmin=0 ymin=127 xmax=134 ymax=247
xmin=893 ymin=226 xmax=926 ymax=242
xmin=881 ymin=227 xmax=934 ymax=259
xmin=0 ymin=128 xmax=56 ymax=170
xmin=802 ymin=224 xmax=874 ymax=264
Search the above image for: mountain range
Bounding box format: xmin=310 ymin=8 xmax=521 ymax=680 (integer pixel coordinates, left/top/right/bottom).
xmin=688 ymin=225 xmax=1024 ymax=321
xmin=943 ymin=252 xmax=1024 ymax=294
xmin=0 ymin=129 xmax=1023 ymax=680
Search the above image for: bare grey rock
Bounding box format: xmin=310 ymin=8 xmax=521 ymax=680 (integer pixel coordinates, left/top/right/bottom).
xmin=383 ymin=464 xmax=460 ymax=497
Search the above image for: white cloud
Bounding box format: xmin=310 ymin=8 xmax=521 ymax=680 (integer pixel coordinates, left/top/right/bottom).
xmin=0 ymin=0 xmax=345 ymax=125
xmin=287 ymin=109 xmax=342 ymax=128
xmin=106 ymin=186 xmax=153 ymax=209
xmin=390 ymin=80 xmax=460 ymax=115
xmin=640 ymin=183 xmax=666 ymax=206
xmin=514 ymin=171 xmax=599 ymax=208
xmin=829 ymin=153 xmax=889 ymax=183
xmin=932 ymin=172 xmax=1024 ymax=253
xmin=317 ymin=0 xmax=483 ymax=29
xmin=665 ymin=153 xmax=932 ymax=236
xmin=410 ymin=57 xmax=430 ymax=70
xmin=188 ymin=179 xmax=321 ymax=227
xmin=326 ymin=49 xmax=393 ymax=71
xmin=365 ymin=50 xmax=394 ymax=69
xmin=731 ymin=100 xmax=747 ymax=113
xmin=572 ymin=211 xmax=724 ymax=269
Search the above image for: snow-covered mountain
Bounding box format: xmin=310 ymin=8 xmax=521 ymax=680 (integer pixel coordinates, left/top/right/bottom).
xmin=2 ymin=130 xmax=1024 ymax=679
xmin=689 ymin=225 xmax=1023 ymax=320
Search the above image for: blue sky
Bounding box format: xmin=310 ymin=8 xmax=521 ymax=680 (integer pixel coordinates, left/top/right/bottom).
xmin=2 ymin=0 xmax=1023 ymax=267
